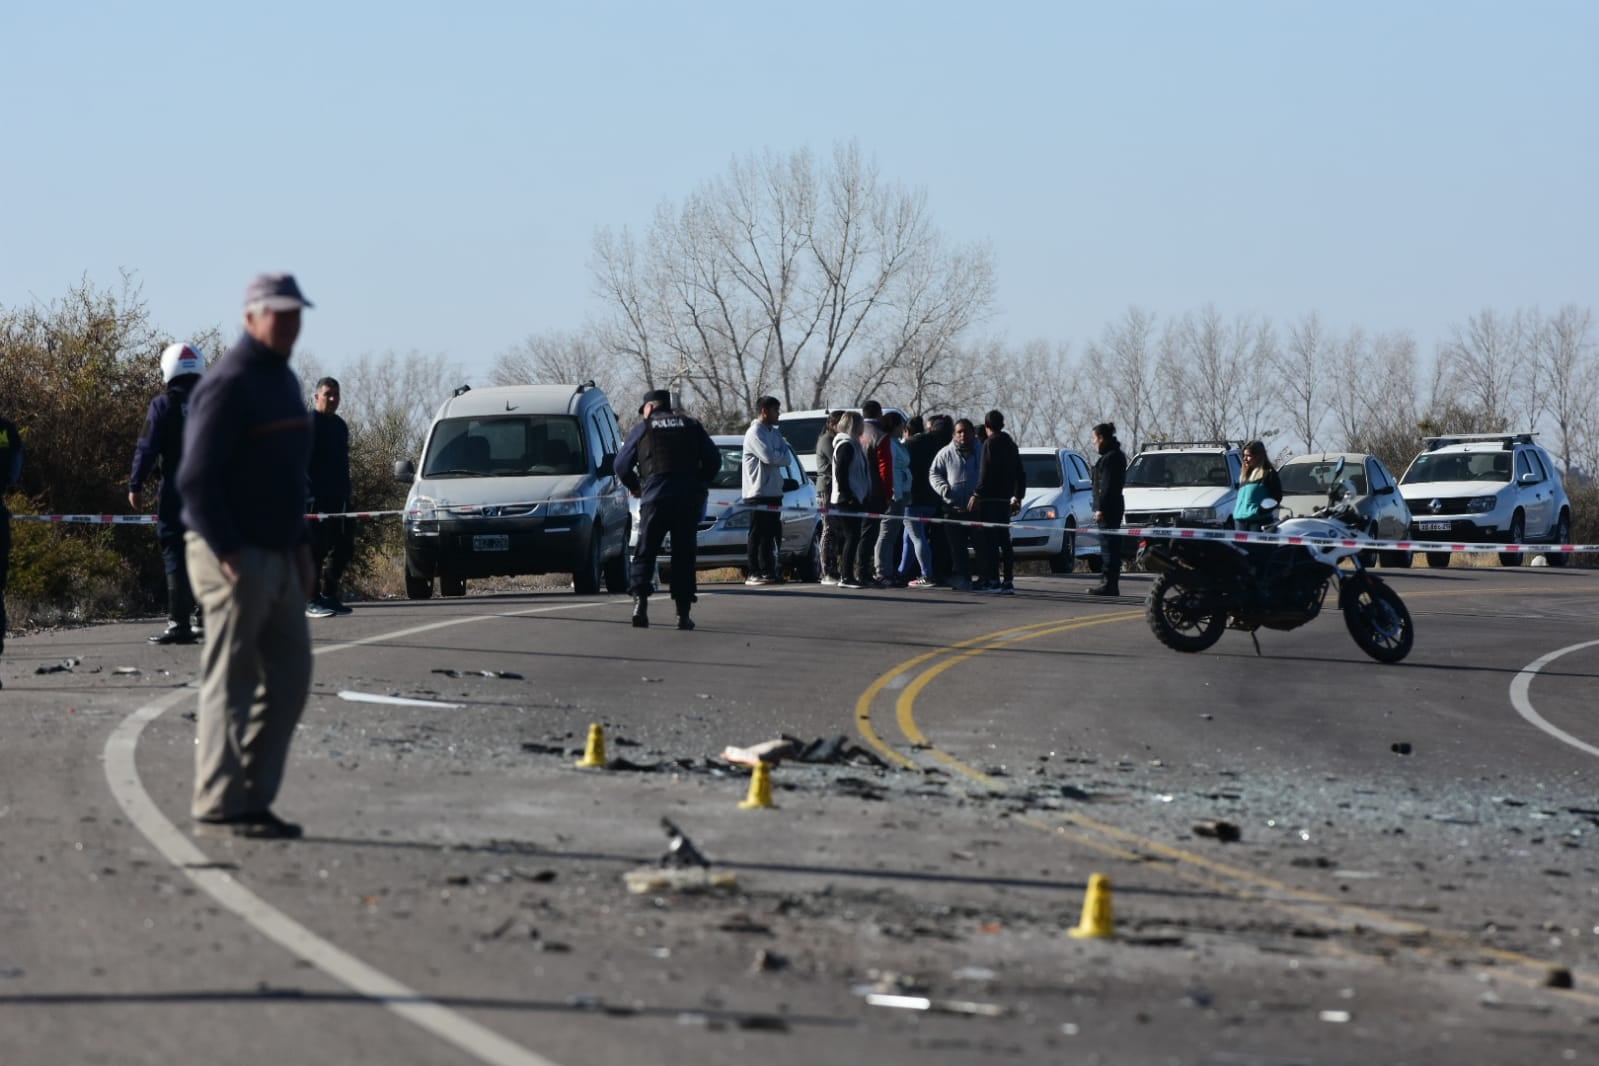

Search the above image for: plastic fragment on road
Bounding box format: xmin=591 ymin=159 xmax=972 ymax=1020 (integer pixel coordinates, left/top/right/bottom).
xmin=1319 ymin=1010 xmax=1352 ymax=1023
xmin=112 ymin=666 xmax=140 ymax=676
xmin=430 ymin=668 xmax=525 ymax=679
xmin=863 ymin=993 xmax=1011 ymax=1018
xmin=335 ymin=690 xmax=464 ymax=709
xmin=1068 ymin=873 xmax=1115 ymax=939
xmin=721 ymin=737 xmax=803 ymax=766
xmin=1193 ymin=820 xmax=1242 ymax=843
xmin=660 ymin=817 xmax=710 ymax=868
xmin=623 ymin=866 xmax=738 ymax=894
xmin=35 ymin=657 xmax=82 ymax=675
xmin=1391 ymin=741 xmax=1413 ymax=755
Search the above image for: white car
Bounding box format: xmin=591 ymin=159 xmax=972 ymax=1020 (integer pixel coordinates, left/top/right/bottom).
xmin=778 ymin=406 xmax=909 ymax=480
xmin=1011 ymin=447 xmax=1102 ymax=572
xmin=1121 ymin=441 xmax=1243 ymax=546
xmin=629 ymin=435 xmax=821 ymax=580
xmin=1398 ymin=433 xmax=1573 ymax=568
xmin=1277 ymin=452 xmax=1414 ymax=568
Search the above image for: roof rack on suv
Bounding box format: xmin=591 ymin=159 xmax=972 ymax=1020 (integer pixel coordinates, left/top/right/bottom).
xmin=1138 ymin=440 xmax=1243 ymax=452
xmin=1422 ymin=432 xmax=1535 ymax=451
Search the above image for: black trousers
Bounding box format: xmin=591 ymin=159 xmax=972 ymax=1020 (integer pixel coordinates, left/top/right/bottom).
xmin=976 ymin=498 xmax=1013 ymax=582
xmin=943 ymin=507 xmax=975 ymax=583
xmin=835 ymin=514 xmax=863 ymax=583
xmin=1100 ymin=512 xmax=1123 ymax=587
xmin=631 ymin=493 xmax=703 ymax=603
xmin=745 ymin=496 xmax=782 ymax=579
xmin=311 ymin=511 xmax=356 ymax=599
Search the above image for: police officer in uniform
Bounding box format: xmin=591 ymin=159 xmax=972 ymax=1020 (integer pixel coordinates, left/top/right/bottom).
xmin=614 ymin=388 xmax=719 ymax=630
xmin=129 ymin=343 xmax=207 ymax=644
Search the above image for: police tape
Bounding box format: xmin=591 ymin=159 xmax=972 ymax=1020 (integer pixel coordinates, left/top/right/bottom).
xmin=16 ymin=500 xmax=1595 ymax=558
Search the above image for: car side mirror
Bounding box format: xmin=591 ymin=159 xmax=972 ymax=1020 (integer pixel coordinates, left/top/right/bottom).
xmin=393 ymin=459 xmax=416 ymax=483
xmin=782 ymin=477 xmax=800 ymax=493
xmin=1518 ymin=471 xmax=1538 ymax=485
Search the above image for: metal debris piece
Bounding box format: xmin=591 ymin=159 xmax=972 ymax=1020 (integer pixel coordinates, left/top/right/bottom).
xmin=623 ymin=867 xmax=738 ymax=894
xmin=751 ymin=949 xmax=788 ymax=973
xmin=1318 ymin=1010 xmax=1352 ymax=1023
xmin=336 ymin=690 xmax=464 ymax=709
xmin=1193 ymin=820 xmax=1242 ymax=843
xmin=430 ymin=668 xmax=525 ymax=679
xmin=112 ymin=666 xmax=141 ymax=676
xmin=1390 ymin=741 xmax=1413 ymax=755
xmin=35 ymin=658 xmax=82 ymax=675
xmin=660 ymin=817 xmax=709 ymax=867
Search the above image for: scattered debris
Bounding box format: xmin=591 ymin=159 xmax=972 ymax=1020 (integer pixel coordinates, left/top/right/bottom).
xmin=720 ymin=734 xmax=889 ymax=769
xmin=35 ymin=658 xmax=82 ymax=675
xmin=1390 ymin=742 xmax=1413 ymax=756
xmin=1318 ymin=1010 xmax=1352 ymax=1023
xmin=660 ymin=818 xmax=709 ymax=868
xmin=622 ymin=867 xmax=738 ymax=894
xmin=1546 ymin=967 xmax=1575 ymax=989
xmin=864 ymin=993 xmax=1011 ymax=1018
xmin=750 ymin=949 xmax=788 ymax=974
xmin=337 ymin=691 xmax=464 ymax=709
xmin=718 ymin=915 xmax=773 ymax=935
xmin=431 ymin=668 xmax=525 ymax=679
xmin=1192 ymin=820 xmax=1242 ymax=843
xmin=112 ymin=666 xmax=141 ymax=676
xmin=722 ymin=738 xmax=803 ymax=766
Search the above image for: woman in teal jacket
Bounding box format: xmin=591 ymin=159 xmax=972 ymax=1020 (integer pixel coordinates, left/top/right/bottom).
xmin=1233 ymin=440 xmax=1283 ymax=531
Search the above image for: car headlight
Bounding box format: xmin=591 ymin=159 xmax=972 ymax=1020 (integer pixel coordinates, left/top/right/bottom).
xmin=1467 ymin=495 xmax=1497 ymax=514
xmin=407 ymin=498 xmax=437 ymax=521
xmin=543 ymin=500 xmax=583 ymax=517
xmin=1020 ymin=505 xmax=1057 ymax=521
xmin=1181 ymin=508 xmax=1220 ymax=525
xmin=720 ymin=507 xmax=753 ymax=530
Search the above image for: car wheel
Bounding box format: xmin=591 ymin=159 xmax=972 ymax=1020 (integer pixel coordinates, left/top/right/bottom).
xmin=574 ymin=526 xmax=603 ymax=594
xmin=603 ymin=524 xmax=630 ymax=593
xmin=792 ymin=525 xmax=822 ymax=582
xmin=404 ymin=552 xmax=434 ymax=600
xmin=1546 ymin=511 xmax=1572 ymax=568
xmin=1049 ymin=524 xmax=1076 ymax=574
xmin=1498 ymin=512 xmax=1525 ymax=567
xmin=439 ymin=575 xmax=466 ymax=597
xmin=1425 ymin=551 xmax=1451 ymax=569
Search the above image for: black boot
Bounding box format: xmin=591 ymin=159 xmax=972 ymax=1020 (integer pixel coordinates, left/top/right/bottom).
xmin=632 ymin=594 xmax=650 ymax=628
xmin=150 ymin=575 xmax=198 ymax=644
xmin=674 ymin=597 xmax=695 ymax=631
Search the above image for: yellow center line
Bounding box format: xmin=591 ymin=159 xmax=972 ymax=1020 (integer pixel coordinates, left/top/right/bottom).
xmin=854 ymin=588 xmax=1599 ymax=1006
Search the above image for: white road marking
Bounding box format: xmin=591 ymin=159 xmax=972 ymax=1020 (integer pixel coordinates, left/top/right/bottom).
xmin=1508 ymin=638 xmax=1599 ymax=759
xmin=104 ymin=599 xmax=606 ymax=1066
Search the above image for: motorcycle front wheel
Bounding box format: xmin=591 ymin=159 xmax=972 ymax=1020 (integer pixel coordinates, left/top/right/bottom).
xmin=1343 ymin=578 xmax=1414 ymax=663
xmin=1146 ymin=572 xmax=1227 ymax=653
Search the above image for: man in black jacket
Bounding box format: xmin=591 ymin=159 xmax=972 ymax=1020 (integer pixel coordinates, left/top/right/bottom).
xmin=178 ymin=273 xmax=316 ymax=840
xmin=1090 ymin=421 xmax=1126 ymax=596
xmin=974 ymin=409 xmax=1025 ymax=593
xmin=306 ymin=377 xmax=354 ymax=616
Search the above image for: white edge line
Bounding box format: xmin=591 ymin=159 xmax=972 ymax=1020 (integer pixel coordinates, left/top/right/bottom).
xmin=104 ymin=599 xmax=605 ymax=1066
xmin=1508 ymin=638 xmax=1599 ymax=759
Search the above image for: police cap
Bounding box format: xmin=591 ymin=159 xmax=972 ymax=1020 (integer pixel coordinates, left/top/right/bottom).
xmin=639 ymin=388 xmax=672 ymax=415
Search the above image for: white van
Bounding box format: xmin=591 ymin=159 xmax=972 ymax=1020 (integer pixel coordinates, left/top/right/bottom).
xmin=779 ymin=406 xmax=909 ymax=480
xmin=393 ymin=383 xmax=632 ymax=598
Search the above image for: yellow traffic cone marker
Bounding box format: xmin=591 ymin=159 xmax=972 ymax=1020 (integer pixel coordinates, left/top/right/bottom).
xmin=574 ymin=723 xmax=607 ymax=768
xmin=1068 ymin=873 xmax=1115 ymax=939
xmin=738 ymin=761 xmax=775 ymax=809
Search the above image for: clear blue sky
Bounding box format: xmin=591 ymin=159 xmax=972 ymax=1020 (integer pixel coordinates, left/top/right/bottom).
xmin=2 ymin=1 xmax=1593 ymax=383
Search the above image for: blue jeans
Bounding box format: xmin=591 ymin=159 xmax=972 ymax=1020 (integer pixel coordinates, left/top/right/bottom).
xmin=899 ymin=504 xmax=936 ymax=578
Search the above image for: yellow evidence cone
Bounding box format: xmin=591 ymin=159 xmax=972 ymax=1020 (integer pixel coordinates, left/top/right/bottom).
xmin=574 ymin=723 xmax=607 ymax=768
xmin=1068 ymin=873 xmax=1115 ymax=939
xmin=738 ymin=761 xmax=775 ymax=809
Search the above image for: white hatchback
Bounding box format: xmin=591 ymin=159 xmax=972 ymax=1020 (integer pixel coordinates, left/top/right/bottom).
xmin=1012 ymin=447 xmax=1102 ymax=572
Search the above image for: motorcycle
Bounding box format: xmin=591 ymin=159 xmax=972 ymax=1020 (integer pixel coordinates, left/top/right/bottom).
xmin=1136 ymin=458 xmax=1414 ymax=663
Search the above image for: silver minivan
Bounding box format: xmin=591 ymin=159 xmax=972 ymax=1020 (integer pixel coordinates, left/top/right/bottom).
xmin=394 ymin=382 xmax=632 ymax=598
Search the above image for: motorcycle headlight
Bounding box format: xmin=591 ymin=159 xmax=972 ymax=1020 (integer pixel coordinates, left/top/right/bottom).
xmin=1020 ymin=505 xmax=1057 ymax=521
xmin=1181 ymin=508 xmax=1219 ymax=525
xmin=1467 ymin=495 xmax=1497 ymax=514
xmin=542 ymin=500 xmax=583 ymax=517
xmin=720 ymin=507 xmax=753 ymax=530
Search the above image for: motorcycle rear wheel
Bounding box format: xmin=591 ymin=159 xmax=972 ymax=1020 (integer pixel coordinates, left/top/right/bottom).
xmin=1343 ymin=578 xmax=1413 ymax=663
xmin=1146 ymin=573 xmax=1227 ymax=653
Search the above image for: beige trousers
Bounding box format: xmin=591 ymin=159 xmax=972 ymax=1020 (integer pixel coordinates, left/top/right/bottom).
xmin=185 ymin=534 xmax=313 ymax=821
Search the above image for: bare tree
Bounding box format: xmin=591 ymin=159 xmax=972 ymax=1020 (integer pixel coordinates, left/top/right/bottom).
xmin=589 ymin=141 xmax=994 ymax=416
xmin=1274 ymin=312 xmax=1329 ymax=453
xmin=1081 ymin=306 xmax=1163 ymax=450
xmin=492 ymin=329 xmax=623 ymax=392
xmin=1535 ymin=304 xmax=1597 ymax=474
xmin=1438 ymin=308 xmax=1532 ymax=430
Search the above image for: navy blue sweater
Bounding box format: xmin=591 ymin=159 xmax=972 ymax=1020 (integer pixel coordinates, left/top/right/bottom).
xmin=178 ymin=333 xmax=313 ymax=555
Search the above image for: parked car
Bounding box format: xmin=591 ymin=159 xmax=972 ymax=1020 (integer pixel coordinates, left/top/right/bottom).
xmin=1121 ymin=441 xmax=1243 ymax=556
xmin=394 ymin=382 xmax=632 ymax=599
xmin=1398 ymin=433 xmax=1573 ymax=568
xmin=628 ymin=435 xmax=821 ymax=581
xmin=778 ymin=406 xmax=909 ymax=481
xmin=1012 ymin=447 xmax=1102 ymax=572
xmin=1276 ymin=452 xmax=1414 ymax=567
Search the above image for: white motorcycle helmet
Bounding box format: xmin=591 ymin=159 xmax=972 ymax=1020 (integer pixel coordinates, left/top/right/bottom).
xmin=160 ymin=343 xmax=206 ymax=383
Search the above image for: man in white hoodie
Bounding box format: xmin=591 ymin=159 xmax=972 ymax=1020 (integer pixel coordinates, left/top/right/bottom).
xmin=741 ymin=396 xmax=793 ymax=585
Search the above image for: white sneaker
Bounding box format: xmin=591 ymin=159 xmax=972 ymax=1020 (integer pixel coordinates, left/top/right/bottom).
xmin=745 ymin=575 xmax=770 ymax=586
xmin=819 ymin=575 xmax=840 ymax=586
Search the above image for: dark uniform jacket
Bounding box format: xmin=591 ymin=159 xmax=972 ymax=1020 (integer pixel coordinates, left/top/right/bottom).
xmin=614 ymin=410 xmax=719 ymax=504
xmin=1094 ymin=439 xmax=1127 ymax=524
xmin=129 ymin=378 xmax=198 ymax=520
xmin=308 ymin=410 xmax=352 ymax=511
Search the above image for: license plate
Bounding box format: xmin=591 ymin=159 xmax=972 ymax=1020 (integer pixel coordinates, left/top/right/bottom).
xmin=1418 ymin=522 xmax=1450 ymax=533
xmin=472 ymin=534 xmax=509 ymax=551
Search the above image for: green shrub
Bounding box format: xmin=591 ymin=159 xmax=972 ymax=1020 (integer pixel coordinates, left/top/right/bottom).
xmin=5 ymin=498 xmax=137 ymax=624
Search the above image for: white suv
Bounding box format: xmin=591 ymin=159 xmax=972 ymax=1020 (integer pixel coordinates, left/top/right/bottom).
xmin=1398 ymin=433 xmax=1573 ymax=568
xmin=1122 ymin=441 xmax=1244 ymax=545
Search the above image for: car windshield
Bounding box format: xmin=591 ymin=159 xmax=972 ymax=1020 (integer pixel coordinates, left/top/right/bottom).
xmin=1020 ymin=454 xmax=1063 ymax=489
xmin=712 ymin=445 xmax=743 ymax=490
xmin=1125 ymin=452 xmax=1233 ymax=488
xmin=778 ymin=416 xmax=827 ymax=458
xmin=1401 ymin=451 xmax=1512 ymax=485
xmin=422 ymin=415 xmax=587 ymax=478
xmin=1281 ymin=461 xmax=1367 ymax=496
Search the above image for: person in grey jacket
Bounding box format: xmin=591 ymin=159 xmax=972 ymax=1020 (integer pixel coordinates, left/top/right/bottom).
xmin=741 ymin=396 xmax=792 ymax=585
xmin=929 ymin=418 xmax=983 ymax=589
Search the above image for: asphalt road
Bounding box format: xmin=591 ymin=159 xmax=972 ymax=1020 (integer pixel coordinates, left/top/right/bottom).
xmin=2 ymin=564 xmax=1597 ymax=1065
